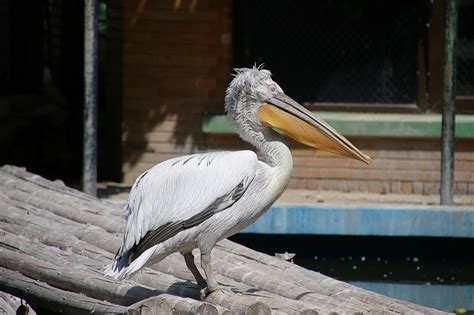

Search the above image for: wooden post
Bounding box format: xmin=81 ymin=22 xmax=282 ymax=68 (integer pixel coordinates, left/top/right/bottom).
xmin=83 ymin=0 xmax=98 ymax=196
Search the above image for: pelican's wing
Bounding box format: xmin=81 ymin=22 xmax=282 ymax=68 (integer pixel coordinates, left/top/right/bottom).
xmin=118 ymin=150 xmax=258 ymax=262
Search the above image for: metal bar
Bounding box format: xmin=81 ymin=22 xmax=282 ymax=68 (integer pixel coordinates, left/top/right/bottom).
xmin=83 ymin=0 xmax=98 ymax=196
xmin=440 ymin=0 xmax=458 ymax=205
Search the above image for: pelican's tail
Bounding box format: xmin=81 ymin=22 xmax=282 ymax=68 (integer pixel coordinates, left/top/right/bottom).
xmin=104 ymin=246 xmax=156 ymax=280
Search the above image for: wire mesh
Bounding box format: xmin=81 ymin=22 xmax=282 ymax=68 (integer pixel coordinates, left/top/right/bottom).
xmin=457 ymin=2 xmax=474 ymax=96
xmin=233 ymin=0 xmax=418 ymax=104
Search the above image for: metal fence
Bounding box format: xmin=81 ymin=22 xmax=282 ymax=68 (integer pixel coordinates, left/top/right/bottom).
xmin=233 ymin=0 xmax=418 ymax=104
xmin=457 ymin=2 xmax=474 ymax=96
xmin=234 ymin=0 xmax=474 ymax=104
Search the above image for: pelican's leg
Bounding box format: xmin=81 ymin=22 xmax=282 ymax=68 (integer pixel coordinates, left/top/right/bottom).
xmin=182 ymin=251 xmax=207 ymax=289
xmin=200 ymin=248 xmax=219 ymax=295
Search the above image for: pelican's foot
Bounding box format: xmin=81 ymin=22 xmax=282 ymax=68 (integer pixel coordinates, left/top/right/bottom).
xmin=200 ymin=286 xmax=224 ymax=300
xmin=196 ymin=280 xmax=208 ymax=291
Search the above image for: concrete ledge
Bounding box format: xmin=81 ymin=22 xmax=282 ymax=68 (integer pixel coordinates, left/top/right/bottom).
xmin=103 ymin=196 xmax=474 ymax=238
xmin=242 ymin=204 xmax=474 ymax=238
xmin=203 ymin=112 xmax=474 ymax=138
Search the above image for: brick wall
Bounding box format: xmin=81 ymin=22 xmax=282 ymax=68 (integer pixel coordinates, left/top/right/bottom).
xmin=290 ymin=139 xmax=474 ymax=195
xmin=205 ymin=133 xmax=474 ymax=195
xmin=107 ymin=0 xmax=231 ymax=183
xmin=109 ymin=0 xmax=474 ymax=195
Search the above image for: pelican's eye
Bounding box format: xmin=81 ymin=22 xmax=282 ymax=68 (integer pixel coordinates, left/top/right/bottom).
xmin=268 ymin=85 xmax=277 ymax=93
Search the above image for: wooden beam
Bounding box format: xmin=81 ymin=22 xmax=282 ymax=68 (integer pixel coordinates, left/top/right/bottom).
xmin=0 ymin=268 xmax=131 ymax=315
xmin=0 ymin=165 xmax=449 ymax=314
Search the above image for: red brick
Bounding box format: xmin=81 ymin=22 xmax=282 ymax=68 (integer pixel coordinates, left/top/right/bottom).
xmin=288 ymin=179 xmax=307 ymax=189
xmin=423 ymin=182 xmax=440 ymax=195
xmin=365 ymin=181 xmax=390 ymax=194
xmin=390 ymin=181 xmax=402 ymax=194
xmin=413 ymin=182 xmax=424 ymax=194
xmin=455 ymin=183 xmax=468 ymax=195
xmin=306 ymin=180 xmax=321 ymax=191
xmin=401 ymin=181 xmax=413 ymax=194
xmin=468 ymin=183 xmax=474 ymax=195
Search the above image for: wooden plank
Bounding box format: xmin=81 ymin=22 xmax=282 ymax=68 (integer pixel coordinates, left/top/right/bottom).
xmin=153 ymin=256 xmax=320 ymax=314
xmin=0 ymin=178 xmax=272 ymax=313
xmin=0 ymin=262 xmax=223 ymax=315
xmin=129 ymin=295 xmax=225 ymax=315
xmin=0 ymin=221 xmax=250 ymax=314
xmin=0 ymin=268 xmax=131 ymax=315
xmin=0 ymin=244 xmax=159 ymax=306
xmin=217 ymin=240 xmax=447 ymax=314
xmin=0 ymin=166 xmax=450 ymax=314
xmin=0 ymin=292 xmax=31 ymax=315
xmin=176 ymin=257 xmax=368 ymax=313
xmin=0 ymin=218 xmax=264 ymax=314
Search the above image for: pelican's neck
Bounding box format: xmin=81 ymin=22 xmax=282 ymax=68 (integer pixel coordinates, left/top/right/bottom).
xmin=231 ymin=116 xmax=293 ymax=171
xmin=255 ymin=134 xmax=294 ymax=199
xmin=257 ymin=138 xmax=293 ymax=170
xmin=245 ymin=129 xmax=294 ymax=186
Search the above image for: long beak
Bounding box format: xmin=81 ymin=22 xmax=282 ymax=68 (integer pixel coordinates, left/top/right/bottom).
xmin=258 ymin=93 xmax=372 ymax=164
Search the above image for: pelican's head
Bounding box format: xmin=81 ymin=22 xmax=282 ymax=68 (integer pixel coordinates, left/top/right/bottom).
xmin=225 ymin=66 xmax=372 ymax=164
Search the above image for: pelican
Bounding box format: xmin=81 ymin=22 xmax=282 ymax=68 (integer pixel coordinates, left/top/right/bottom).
xmin=105 ymin=66 xmax=371 ymax=296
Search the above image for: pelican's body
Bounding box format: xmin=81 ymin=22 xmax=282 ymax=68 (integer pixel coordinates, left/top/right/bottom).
xmin=105 ymin=67 xmax=371 ymax=295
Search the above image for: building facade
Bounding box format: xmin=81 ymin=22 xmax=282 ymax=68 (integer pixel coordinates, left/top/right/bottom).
xmin=110 ymin=0 xmax=474 ymax=195
xmin=0 ymin=0 xmax=473 ymax=195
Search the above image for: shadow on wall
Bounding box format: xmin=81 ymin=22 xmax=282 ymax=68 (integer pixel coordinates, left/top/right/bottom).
xmin=121 ymin=104 xmax=210 ymax=166
xmin=110 ymin=0 xmax=231 ymax=177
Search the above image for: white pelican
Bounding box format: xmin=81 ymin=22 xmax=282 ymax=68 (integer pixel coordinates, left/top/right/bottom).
xmin=105 ymin=66 xmax=371 ymax=296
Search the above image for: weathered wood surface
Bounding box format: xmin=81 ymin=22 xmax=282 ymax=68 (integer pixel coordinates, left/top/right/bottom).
xmin=0 ymin=290 xmax=37 ymax=315
xmin=0 ymin=165 xmax=449 ymax=314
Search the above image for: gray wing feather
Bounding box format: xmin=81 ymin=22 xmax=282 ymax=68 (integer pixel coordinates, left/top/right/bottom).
xmin=127 ymin=179 xmax=249 ymax=263
xmin=116 ymin=151 xmax=258 ymax=265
